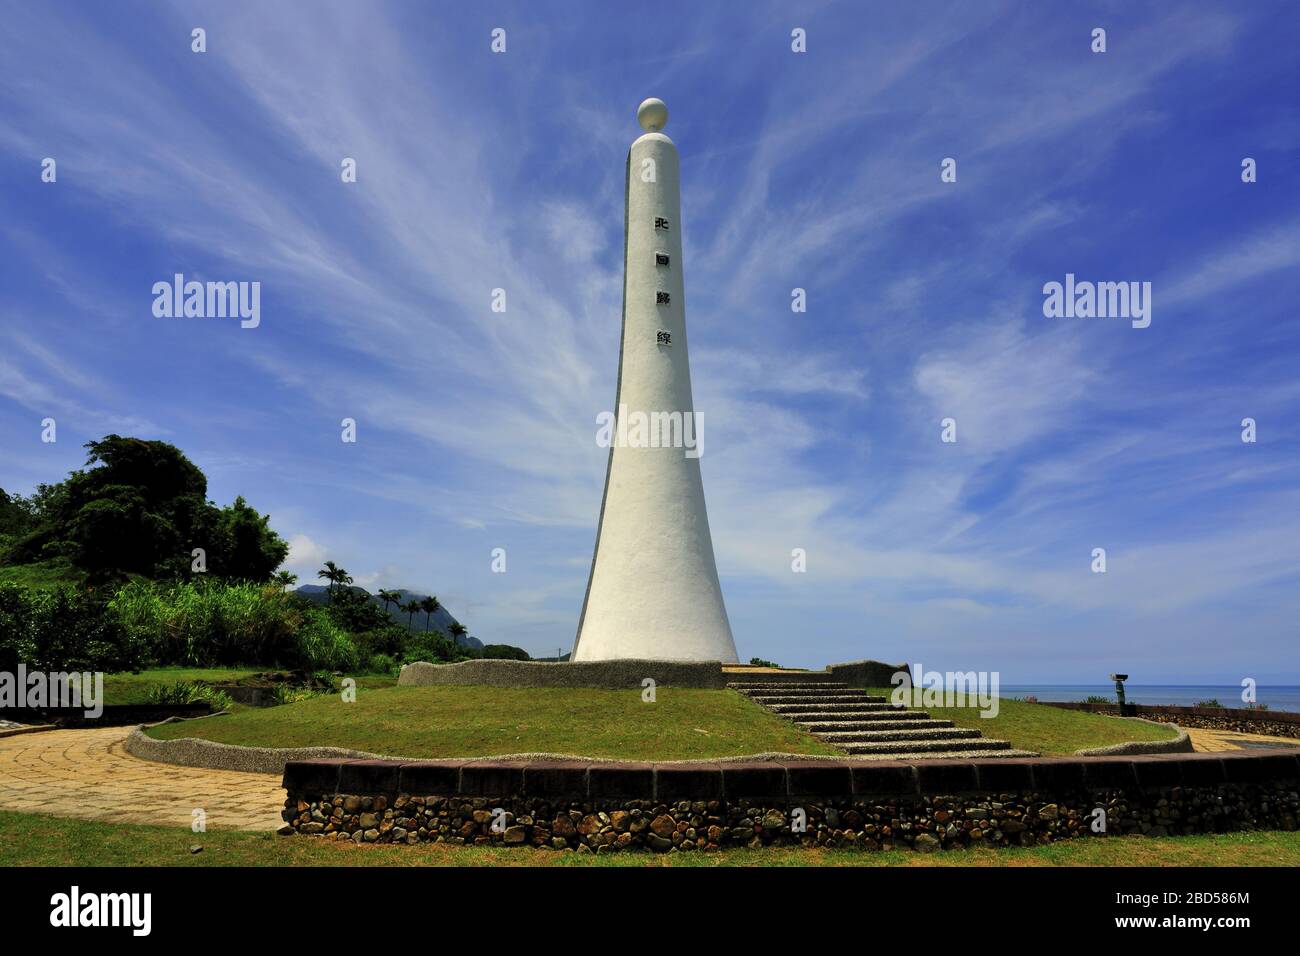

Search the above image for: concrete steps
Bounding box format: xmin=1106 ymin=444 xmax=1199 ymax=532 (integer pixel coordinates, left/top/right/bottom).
xmin=733 ymin=686 xmax=852 ymax=691
xmin=839 ymin=736 xmax=1009 ymax=755
xmin=849 ymin=748 xmax=1040 ymax=761
xmin=815 ymin=726 xmax=980 ymax=744
xmin=798 ymin=718 xmax=954 ymax=733
xmin=764 ymin=702 xmax=900 ymax=715
xmin=728 ymin=679 xmax=1027 ymax=760
xmin=776 ymin=709 xmax=929 ymax=723
xmin=721 ymin=670 xmax=841 ymax=685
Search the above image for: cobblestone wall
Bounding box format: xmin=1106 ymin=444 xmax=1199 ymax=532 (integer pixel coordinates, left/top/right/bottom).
xmin=280 ymin=752 xmax=1300 ymax=852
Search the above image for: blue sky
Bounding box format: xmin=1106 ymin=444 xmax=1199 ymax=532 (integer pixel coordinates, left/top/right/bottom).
xmin=2 ymin=1 xmax=1298 ymax=682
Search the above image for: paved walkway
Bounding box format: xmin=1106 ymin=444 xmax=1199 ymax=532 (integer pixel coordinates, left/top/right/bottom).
xmin=1187 ymin=726 xmax=1300 ymax=753
xmin=0 ymin=726 xmax=283 ymax=831
xmin=2 ymin=724 xmax=1297 ymax=836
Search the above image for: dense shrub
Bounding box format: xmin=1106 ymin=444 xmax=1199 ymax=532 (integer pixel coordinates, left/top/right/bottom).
xmin=0 ymin=582 xmax=149 ymax=673
xmin=1 ymin=579 xmax=468 ymax=676
xmin=322 ymin=587 xmax=393 ymax=634
xmin=481 ymin=644 xmax=531 ymax=661
xmin=351 ymin=624 xmax=412 ymax=664
xmin=400 ymin=631 xmax=464 ymax=666
xmin=289 ymin=610 xmax=359 ymax=672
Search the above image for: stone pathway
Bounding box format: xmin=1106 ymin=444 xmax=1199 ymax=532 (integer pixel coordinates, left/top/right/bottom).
xmin=0 ymin=726 xmax=282 ymax=831
xmin=14 ymin=721 xmax=1288 ymax=836
xmin=1187 ymin=726 xmax=1300 ymax=753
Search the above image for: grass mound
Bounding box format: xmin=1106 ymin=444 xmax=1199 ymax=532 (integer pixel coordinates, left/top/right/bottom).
xmin=139 ymin=678 xmax=1182 ymax=760
xmin=143 ymin=685 xmax=842 ymax=760
xmin=867 ymin=689 xmax=1181 ymax=754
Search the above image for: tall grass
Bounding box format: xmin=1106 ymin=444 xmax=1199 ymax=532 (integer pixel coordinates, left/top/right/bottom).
xmin=2 ymin=579 xmax=362 ymax=673
xmin=145 ymin=680 xmax=235 ymax=712
xmin=108 ymin=580 xmax=357 ymax=670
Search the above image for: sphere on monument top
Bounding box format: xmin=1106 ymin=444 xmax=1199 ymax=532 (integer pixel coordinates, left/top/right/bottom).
xmin=637 ymin=97 xmax=668 ymax=132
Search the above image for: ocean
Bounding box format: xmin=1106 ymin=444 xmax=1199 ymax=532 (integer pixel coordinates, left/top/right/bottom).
xmin=998 ymin=685 xmax=1300 ymax=714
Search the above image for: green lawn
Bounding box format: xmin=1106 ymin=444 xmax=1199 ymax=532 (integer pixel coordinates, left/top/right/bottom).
xmin=145 ymin=685 xmax=843 ymax=760
xmin=867 ymin=689 xmax=1180 ymax=755
xmin=2 ymin=810 xmax=1295 ymax=866
xmin=0 ymin=558 xmax=88 ymax=588
xmin=139 ymin=681 xmax=1182 ymax=760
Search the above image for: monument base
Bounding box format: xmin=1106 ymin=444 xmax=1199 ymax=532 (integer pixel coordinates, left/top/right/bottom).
xmin=397 ymin=658 xmax=907 ymax=691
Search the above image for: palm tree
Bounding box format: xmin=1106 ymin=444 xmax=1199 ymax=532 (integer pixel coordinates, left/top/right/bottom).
xmin=274 ymin=570 xmax=297 ymax=590
xmin=402 ymin=599 xmax=421 ymax=631
xmin=316 ymin=562 xmax=335 ymax=597
xmin=317 ymin=561 xmax=351 ymax=600
xmin=420 ymin=595 xmax=442 ymax=632
xmin=448 ymin=621 xmax=468 ymax=646
xmin=377 ymin=589 xmax=402 ymax=617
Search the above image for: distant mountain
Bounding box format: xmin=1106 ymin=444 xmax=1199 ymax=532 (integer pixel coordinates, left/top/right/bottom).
xmin=292 ymin=584 xmax=483 ymax=649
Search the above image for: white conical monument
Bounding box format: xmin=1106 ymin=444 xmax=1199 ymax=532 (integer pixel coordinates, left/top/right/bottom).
xmin=573 ymin=98 xmax=739 ymax=663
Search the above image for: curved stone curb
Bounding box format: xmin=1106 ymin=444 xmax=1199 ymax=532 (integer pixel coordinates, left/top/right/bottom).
xmin=124 ymin=724 xmax=407 ymax=775
xmin=0 ymin=724 xmax=57 ymax=739
xmin=125 ymin=724 xmax=948 ymax=775
xmin=128 ymin=717 xmax=1192 ymax=775
xmin=1075 ymin=719 xmax=1192 ymax=756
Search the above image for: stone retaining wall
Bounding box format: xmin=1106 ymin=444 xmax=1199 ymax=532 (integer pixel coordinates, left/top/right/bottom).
xmin=1041 ymin=701 xmax=1300 ymax=740
xmin=398 ymin=658 xmax=731 ymax=689
xmin=826 ymin=659 xmax=910 ymax=687
xmin=280 ymin=751 xmax=1300 ymax=852
xmin=396 ymin=658 xmax=908 ymax=690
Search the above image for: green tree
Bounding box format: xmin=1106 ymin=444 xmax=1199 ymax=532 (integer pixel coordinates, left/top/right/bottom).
xmin=197 ymin=496 xmax=288 ymax=581
xmin=324 ymin=586 xmax=390 ymax=633
xmin=402 ymin=599 xmax=421 ymax=631
xmin=0 ymin=489 xmax=38 ymax=538
xmin=420 ymin=595 xmax=441 ymax=633
xmin=60 ymin=436 xmax=207 ymax=580
xmin=448 ymin=621 xmax=468 ymax=646
xmin=2 ymin=436 xmax=287 ymax=583
xmin=275 ymin=570 xmax=298 ymax=589
xmin=317 ymin=561 xmax=351 ymax=600
xmin=377 ymin=589 xmax=402 ymax=616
